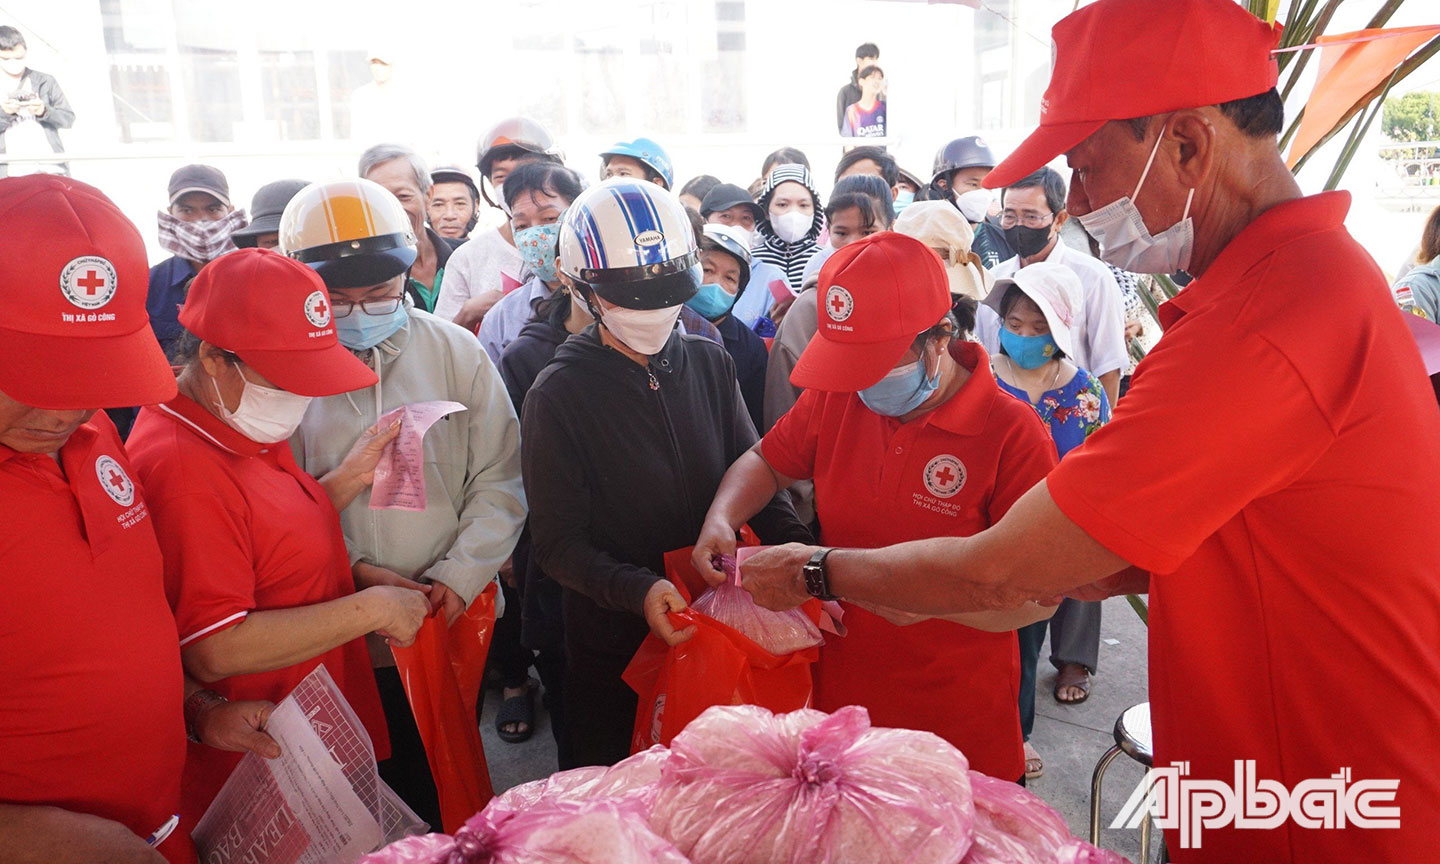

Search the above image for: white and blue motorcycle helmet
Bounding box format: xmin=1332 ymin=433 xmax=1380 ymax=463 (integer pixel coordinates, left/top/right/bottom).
xmin=559 ymin=177 xmax=701 ymax=310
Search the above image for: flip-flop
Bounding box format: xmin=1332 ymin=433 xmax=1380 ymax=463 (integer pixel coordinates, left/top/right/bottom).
xmin=495 ymin=678 xmax=538 ymax=744
xmin=1054 ymin=663 xmax=1092 ymax=705
xmin=1024 ymin=741 xmax=1045 ymax=780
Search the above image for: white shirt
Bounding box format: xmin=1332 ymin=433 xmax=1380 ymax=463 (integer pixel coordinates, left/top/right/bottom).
xmin=476 ymin=274 xmax=555 ymax=364
xmin=433 ymin=227 xmax=526 ymax=324
xmin=988 ymin=240 xmax=1128 ymax=379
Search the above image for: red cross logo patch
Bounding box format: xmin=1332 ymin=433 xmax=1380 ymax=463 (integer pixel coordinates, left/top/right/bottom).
xmin=60 ymin=255 xmax=119 ymax=311
xmin=303 ymin=289 xmax=332 ymax=328
xmin=94 ymin=455 xmax=136 ymax=507
xmin=825 ymin=285 xmax=854 ymax=323
xmin=923 ymin=454 xmax=966 ymax=499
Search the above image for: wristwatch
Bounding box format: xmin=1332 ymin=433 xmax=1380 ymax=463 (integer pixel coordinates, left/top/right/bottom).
xmin=802 ymin=548 xmax=838 ymax=601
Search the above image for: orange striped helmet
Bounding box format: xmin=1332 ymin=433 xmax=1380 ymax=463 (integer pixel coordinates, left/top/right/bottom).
xmin=278 ymin=178 xmax=417 ymax=289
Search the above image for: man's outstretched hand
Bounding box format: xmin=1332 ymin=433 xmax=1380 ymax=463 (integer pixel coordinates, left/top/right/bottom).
xmin=737 ymin=542 xmax=819 ymax=610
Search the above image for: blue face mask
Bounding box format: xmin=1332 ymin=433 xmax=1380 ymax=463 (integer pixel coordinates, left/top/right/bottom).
xmin=686 ymin=282 xmax=739 ymax=321
xmin=859 ymin=353 xmax=941 ymax=417
xmin=893 ymin=189 xmax=915 ymax=215
xmin=999 ymin=329 xmax=1060 ymax=369
xmin=515 ymin=222 xmax=561 ymax=283
xmin=336 ymin=303 xmax=409 ymax=351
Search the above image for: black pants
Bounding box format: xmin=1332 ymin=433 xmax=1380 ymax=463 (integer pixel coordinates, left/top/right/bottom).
xmin=534 ymin=645 xmax=570 ymax=767
xmin=491 ymin=579 xmax=536 ymax=690
xmin=560 ymin=648 xmax=636 ymax=769
xmin=1018 ymin=618 xmax=1046 ymax=741
xmin=374 ymin=666 xmax=443 ymax=831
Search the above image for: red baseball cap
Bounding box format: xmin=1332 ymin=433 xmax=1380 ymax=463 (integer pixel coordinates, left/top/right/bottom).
xmin=178 ymin=248 xmax=378 ymax=397
xmin=985 ymin=0 xmax=1282 ymax=189
xmin=790 ymin=232 xmax=952 ymax=392
xmin=0 ymin=175 xmax=177 ymax=410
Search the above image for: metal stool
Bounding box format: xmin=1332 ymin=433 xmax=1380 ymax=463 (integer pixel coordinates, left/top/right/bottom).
xmin=1090 ymin=702 xmax=1155 ymax=862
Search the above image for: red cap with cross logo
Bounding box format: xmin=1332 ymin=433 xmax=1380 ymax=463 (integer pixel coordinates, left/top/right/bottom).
xmin=983 ymin=0 xmax=1282 ymax=189
xmin=178 ymin=248 xmax=378 ymax=397
xmin=0 ymin=175 xmax=177 ymax=409
xmin=790 ymin=231 xmax=952 ymax=392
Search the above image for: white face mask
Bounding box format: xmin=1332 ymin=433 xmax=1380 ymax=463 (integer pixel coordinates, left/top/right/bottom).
xmin=597 ymin=303 xmax=684 ymax=355
xmin=770 ymin=209 xmax=812 ymax=244
xmin=955 ymin=188 xmax=992 ymax=224
xmin=211 ymin=372 xmax=313 ymax=444
xmin=1075 ymin=126 xmax=1195 ymax=274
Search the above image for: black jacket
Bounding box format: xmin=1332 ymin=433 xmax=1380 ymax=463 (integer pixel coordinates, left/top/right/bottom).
xmin=0 ymin=69 xmax=74 ymax=171
xmin=522 ymin=325 xmax=811 ymax=659
xmin=717 ymin=314 xmax=768 ymax=433
xmin=497 ymin=301 xmax=571 ymax=651
xmin=835 ymin=73 xmax=861 ymax=132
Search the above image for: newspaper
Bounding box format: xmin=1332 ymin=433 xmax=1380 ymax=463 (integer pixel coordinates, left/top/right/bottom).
xmin=193 ymin=666 xmax=426 ymax=864
xmin=370 ymin=401 xmax=468 ymax=511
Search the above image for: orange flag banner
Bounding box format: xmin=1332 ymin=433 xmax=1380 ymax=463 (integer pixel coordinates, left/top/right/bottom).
xmin=1286 ymin=25 xmax=1440 ymax=169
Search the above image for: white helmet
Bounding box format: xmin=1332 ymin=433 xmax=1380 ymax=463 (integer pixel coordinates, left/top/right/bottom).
xmin=558 ymin=177 xmax=700 ymax=310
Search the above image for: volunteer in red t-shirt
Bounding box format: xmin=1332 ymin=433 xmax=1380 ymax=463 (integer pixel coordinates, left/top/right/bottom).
xmin=693 ymin=232 xmax=1057 ymax=781
xmin=0 ymin=176 xmax=280 ymax=864
xmin=741 ymin=0 xmax=1440 ymax=859
xmin=125 ymin=248 xmax=430 ymax=827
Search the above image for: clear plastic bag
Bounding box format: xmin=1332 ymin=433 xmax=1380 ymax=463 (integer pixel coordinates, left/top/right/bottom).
xmin=650 ymin=704 xmax=975 ymax=864
xmin=358 ymin=797 xmax=690 ymax=864
xmin=961 ymin=772 xmax=1129 ymax=863
xmin=692 ymin=554 xmax=822 ymax=654
xmin=488 ymin=746 xmax=668 ymax=815
xmin=1055 ymin=841 xmax=1132 ymax=864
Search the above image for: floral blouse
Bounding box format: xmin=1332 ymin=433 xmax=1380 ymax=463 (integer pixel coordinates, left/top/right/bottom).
xmin=996 ymin=366 xmax=1112 ymax=459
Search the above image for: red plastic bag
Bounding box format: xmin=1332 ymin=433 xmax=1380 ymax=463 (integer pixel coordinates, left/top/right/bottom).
xmin=622 ymin=535 xmax=823 ymax=753
xmin=392 ymin=582 xmax=497 ymax=832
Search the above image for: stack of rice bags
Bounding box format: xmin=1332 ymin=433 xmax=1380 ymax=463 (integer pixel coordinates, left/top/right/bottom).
xmin=361 ymin=704 xmax=1130 ymax=864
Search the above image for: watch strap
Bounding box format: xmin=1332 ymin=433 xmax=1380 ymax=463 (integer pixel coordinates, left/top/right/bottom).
xmin=803 ymin=547 xmax=838 ymax=601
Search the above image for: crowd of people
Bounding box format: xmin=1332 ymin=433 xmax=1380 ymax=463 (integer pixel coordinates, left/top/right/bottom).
xmin=4 ymin=0 xmax=1440 ymax=861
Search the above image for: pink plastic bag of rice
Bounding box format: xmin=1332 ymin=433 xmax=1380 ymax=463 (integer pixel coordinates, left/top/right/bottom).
xmin=961 ymin=773 xmax=1131 ymax=864
xmin=487 ymin=745 xmax=668 ymax=814
xmin=650 ymin=704 xmax=975 ymax=864
xmin=358 ymin=797 xmax=690 ymax=864
xmin=1055 ymin=841 xmax=1132 ymax=863
xmin=692 ymin=555 xmax=822 ymax=654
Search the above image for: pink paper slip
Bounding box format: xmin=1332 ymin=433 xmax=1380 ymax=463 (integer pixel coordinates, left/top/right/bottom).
xmin=370 ymin=401 xmax=467 ymax=511
xmin=1405 ymin=311 xmax=1440 ymax=376
xmin=768 ymin=278 xmax=794 ymax=304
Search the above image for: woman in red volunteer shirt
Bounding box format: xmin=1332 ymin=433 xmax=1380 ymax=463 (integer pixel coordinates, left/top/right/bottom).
xmin=694 ymin=232 xmax=1057 ymax=781
xmin=0 ymin=176 xmax=283 ymax=864
xmin=126 ymin=248 xmax=430 ymax=826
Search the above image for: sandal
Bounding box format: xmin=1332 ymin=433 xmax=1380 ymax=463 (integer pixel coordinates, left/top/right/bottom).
xmin=1024 ymin=741 xmax=1044 ymax=780
xmin=495 ymin=678 xmax=538 ymax=743
xmin=1054 ymin=663 xmax=1092 ymax=705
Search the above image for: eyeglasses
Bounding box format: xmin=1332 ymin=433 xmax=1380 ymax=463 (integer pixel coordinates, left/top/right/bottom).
xmin=330 ymin=296 xmax=402 ymax=318
xmin=999 ymin=211 xmax=1056 ymax=229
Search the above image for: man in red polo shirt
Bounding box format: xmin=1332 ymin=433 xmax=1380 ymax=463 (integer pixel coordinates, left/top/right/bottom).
xmin=739 ymin=0 xmax=1440 ymax=859
xmin=0 ymin=176 xmax=278 ymax=864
